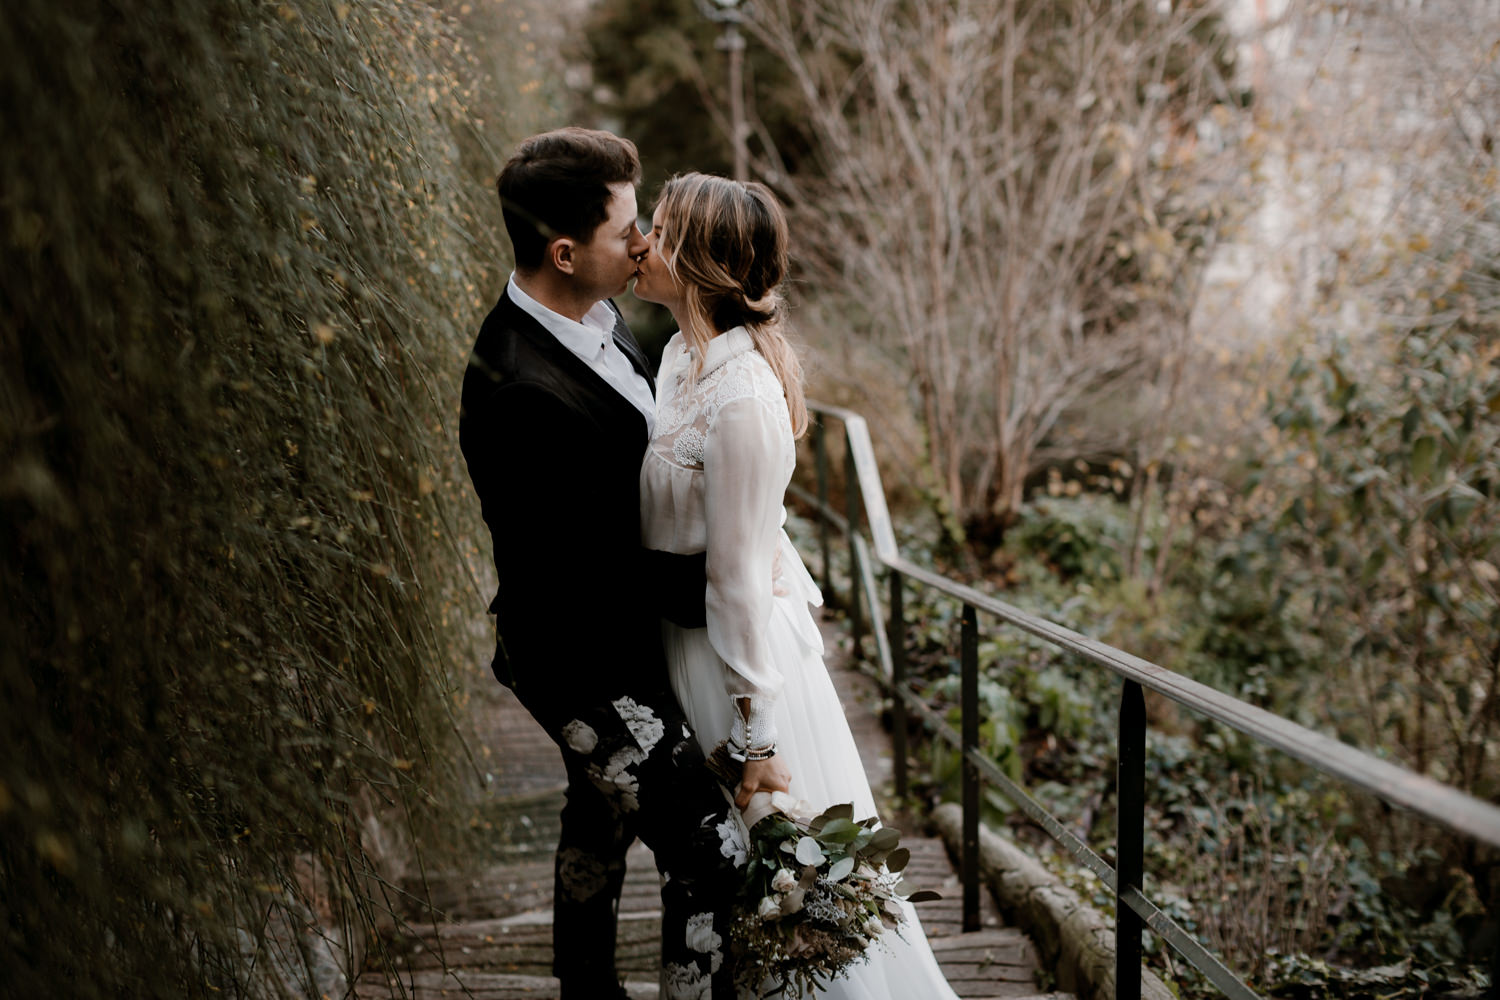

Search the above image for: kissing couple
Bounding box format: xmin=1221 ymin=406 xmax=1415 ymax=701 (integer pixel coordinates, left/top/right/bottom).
xmin=459 ymin=127 xmax=960 ymax=999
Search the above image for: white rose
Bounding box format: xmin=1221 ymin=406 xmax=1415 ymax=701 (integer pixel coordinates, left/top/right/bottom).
xmin=587 ymin=745 xmax=645 ymax=812
xmin=684 ymin=912 xmax=721 ymax=955
xmin=756 ymin=895 xmax=781 ymax=921
xmin=612 ymin=696 xmax=665 ymax=752
xmin=560 ymin=720 xmax=598 ymax=755
xmin=662 ymin=961 xmax=709 ymax=1000
xmin=715 ymin=816 xmax=748 ymax=867
xmin=771 ymin=868 xmax=797 ymax=893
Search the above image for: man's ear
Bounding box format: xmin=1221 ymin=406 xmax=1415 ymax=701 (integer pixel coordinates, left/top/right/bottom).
xmin=548 ymin=237 xmax=576 ymax=275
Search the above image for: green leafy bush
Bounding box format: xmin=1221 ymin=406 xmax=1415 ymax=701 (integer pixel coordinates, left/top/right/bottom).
xmin=1007 ymin=496 xmax=1130 ymax=583
xmin=856 ymin=473 xmax=1493 ymax=992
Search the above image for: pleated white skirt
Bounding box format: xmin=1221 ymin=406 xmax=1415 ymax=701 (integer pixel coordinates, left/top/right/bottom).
xmin=663 ymin=535 xmax=961 ymax=1000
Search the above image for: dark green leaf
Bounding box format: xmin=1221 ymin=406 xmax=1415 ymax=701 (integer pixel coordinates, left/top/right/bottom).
xmin=817 ymin=818 xmax=862 ymax=844
xmin=1402 ymin=405 xmax=1422 ymax=442
xmin=1411 ymin=436 xmax=1437 ymax=479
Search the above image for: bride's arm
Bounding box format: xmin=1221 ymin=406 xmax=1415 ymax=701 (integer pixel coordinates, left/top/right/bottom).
xmin=703 ymin=394 xmax=788 ymax=760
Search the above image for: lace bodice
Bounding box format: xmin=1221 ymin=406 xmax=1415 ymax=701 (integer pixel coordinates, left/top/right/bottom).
xmin=640 ymin=327 xmax=804 ymax=751
xmin=649 ymin=329 xmax=794 ymax=476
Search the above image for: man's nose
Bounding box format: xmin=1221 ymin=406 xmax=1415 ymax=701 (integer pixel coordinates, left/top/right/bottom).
xmin=628 ymin=230 xmax=649 ymax=258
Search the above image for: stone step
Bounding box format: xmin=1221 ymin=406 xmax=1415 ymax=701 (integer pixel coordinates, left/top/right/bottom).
xmin=405 ymin=841 xmax=660 ymax=925
xmin=352 ymin=968 xmax=1066 ymax=1000
xmin=352 ymin=968 xmax=658 ymax=999
xmin=379 ymin=910 xmax=666 ymax=976
xmin=378 ymin=836 xmax=1032 ymax=986
xmin=469 ymin=787 xmax=569 ymax=865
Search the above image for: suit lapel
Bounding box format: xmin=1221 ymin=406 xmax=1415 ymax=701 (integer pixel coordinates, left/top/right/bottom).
xmin=604 ymin=300 xmax=655 ymax=394
xmin=497 ymin=291 xmax=648 ymax=440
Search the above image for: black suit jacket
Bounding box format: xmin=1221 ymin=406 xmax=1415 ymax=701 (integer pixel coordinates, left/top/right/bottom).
xmin=458 ymin=289 xmax=705 ymax=702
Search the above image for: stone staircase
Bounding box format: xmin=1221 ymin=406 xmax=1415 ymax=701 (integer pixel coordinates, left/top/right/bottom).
xmin=352 ymin=616 xmax=1068 ymax=999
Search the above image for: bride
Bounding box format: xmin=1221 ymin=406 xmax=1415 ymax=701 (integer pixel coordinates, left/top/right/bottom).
xmin=634 ymin=172 xmax=961 ymax=1000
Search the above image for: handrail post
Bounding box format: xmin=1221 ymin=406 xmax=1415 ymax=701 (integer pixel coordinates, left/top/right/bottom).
xmin=961 ymin=603 xmax=980 ymax=933
xmin=1117 ymin=679 xmax=1146 ymax=1000
xmin=889 ymin=570 xmax=908 ymax=800
xmin=814 ymin=419 xmax=831 ymax=597
xmin=844 ymin=439 xmax=864 ymax=656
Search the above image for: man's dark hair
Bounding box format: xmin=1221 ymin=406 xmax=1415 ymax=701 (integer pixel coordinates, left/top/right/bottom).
xmin=496 ymin=127 xmax=642 ymax=271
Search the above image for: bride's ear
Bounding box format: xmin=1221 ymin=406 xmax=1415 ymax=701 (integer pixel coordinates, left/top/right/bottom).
xmin=548 ymin=237 xmax=576 ymax=275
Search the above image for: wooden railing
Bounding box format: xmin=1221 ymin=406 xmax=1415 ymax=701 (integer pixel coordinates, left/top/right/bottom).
xmin=795 ymin=402 xmax=1500 ymax=1000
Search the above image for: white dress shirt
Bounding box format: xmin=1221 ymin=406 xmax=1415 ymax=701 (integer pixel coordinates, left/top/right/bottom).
xmin=507 ymin=273 xmax=656 ymax=434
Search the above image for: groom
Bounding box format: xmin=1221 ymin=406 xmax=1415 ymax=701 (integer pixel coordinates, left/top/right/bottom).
xmin=459 ymin=128 xmax=740 ymax=999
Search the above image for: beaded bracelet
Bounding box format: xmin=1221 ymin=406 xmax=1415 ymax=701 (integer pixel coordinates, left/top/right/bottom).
xmin=742 ymin=744 xmax=777 ymax=761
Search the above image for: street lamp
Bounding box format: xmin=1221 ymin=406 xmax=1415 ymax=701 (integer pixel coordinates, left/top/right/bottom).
xmin=698 ymin=0 xmax=749 ymax=181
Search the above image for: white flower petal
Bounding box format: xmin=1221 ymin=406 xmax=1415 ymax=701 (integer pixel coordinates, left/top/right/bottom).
xmin=684 ymin=912 xmax=721 ymax=955
xmin=560 ymin=720 xmax=598 ymax=755
xmin=715 ymin=816 xmax=748 ymax=867
xmin=662 ymin=961 xmax=709 ymax=1000
xmin=611 ymin=696 xmax=666 ymax=752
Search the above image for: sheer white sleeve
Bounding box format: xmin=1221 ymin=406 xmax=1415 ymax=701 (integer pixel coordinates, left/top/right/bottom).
xmin=703 ymin=394 xmax=788 ymax=753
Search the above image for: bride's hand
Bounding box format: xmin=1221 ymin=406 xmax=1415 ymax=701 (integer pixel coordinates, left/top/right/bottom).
xmin=736 ymin=754 xmax=792 ymax=811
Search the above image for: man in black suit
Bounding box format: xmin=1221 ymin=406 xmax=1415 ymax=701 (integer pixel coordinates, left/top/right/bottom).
xmin=459 ymin=128 xmax=739 ymax=1000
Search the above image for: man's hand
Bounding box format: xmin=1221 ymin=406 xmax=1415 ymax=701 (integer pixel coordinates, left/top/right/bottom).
xmin=735 ymin=754 xmax=792 ymax=811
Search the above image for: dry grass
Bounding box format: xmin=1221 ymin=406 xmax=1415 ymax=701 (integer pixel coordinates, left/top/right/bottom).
xmin=1181 ymin=779 xmax=1344 ymax=982
xmin=0 ymin=1 xmax=534 ymax=995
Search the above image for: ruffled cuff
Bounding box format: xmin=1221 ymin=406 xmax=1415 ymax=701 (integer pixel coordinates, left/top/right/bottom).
xmin=727 ymin=696 xmax=778 ymax=759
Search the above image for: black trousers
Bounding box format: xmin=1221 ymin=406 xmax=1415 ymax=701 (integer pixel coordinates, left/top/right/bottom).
xmin=514 ymin=682 xmax=742 ymax=998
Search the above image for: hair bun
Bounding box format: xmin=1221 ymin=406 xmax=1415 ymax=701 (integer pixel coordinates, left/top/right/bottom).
xmin=742 ymin=289 xmax=777 ymax=320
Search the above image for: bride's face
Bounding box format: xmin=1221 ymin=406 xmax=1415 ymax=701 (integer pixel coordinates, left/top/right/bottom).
xmin=632 ymin=203 xmax=685 ymax=313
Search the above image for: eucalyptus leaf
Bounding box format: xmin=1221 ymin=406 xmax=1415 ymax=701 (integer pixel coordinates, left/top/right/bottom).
xmin=906 ymin=890 xmax=943 ymax=903
xmin=795 ymin=836 xmax=823 ymax=866
xmin=811 ymin=803 xmax=854 ymax=831
xmin=817 ymin=818 xmax=861 ymax=843
xmin=828 ymin=856 xmax=855 ymax=881
xmin=885 ymin=847 xmax=910 ymax=873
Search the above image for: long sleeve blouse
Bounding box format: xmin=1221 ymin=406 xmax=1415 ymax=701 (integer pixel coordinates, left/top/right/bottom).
xmin=639 ymin=328 xmax=801 ymax=752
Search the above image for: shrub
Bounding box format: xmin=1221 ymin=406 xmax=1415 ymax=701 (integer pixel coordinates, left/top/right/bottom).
xmin=0 ymin=1 xmax=520 ymax=995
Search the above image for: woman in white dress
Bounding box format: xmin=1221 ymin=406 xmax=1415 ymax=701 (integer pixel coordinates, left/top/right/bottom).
xmin=633 ymin=172 xmax=961 ymax=1000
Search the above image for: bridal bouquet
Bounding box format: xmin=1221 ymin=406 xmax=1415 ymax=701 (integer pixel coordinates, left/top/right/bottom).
xmin=729 ymin=791 xmax=939 ymax=997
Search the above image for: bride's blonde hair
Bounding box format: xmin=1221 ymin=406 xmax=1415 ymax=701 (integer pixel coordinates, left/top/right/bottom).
xmin=654 ymin=173 xmax=807 ymax=438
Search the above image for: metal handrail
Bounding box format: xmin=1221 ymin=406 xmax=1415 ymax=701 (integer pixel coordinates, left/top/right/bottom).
xmin=800 ymin=401 xmax=1500 ymax=999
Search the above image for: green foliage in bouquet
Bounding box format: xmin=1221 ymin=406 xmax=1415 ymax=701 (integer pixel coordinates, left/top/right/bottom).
xmin=733 ymin=801 xmax=940 ymax=997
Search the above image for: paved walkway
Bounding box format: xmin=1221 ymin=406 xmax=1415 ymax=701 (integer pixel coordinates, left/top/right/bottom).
xmin=354 ymin=614 xmax=1059 ymax=999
